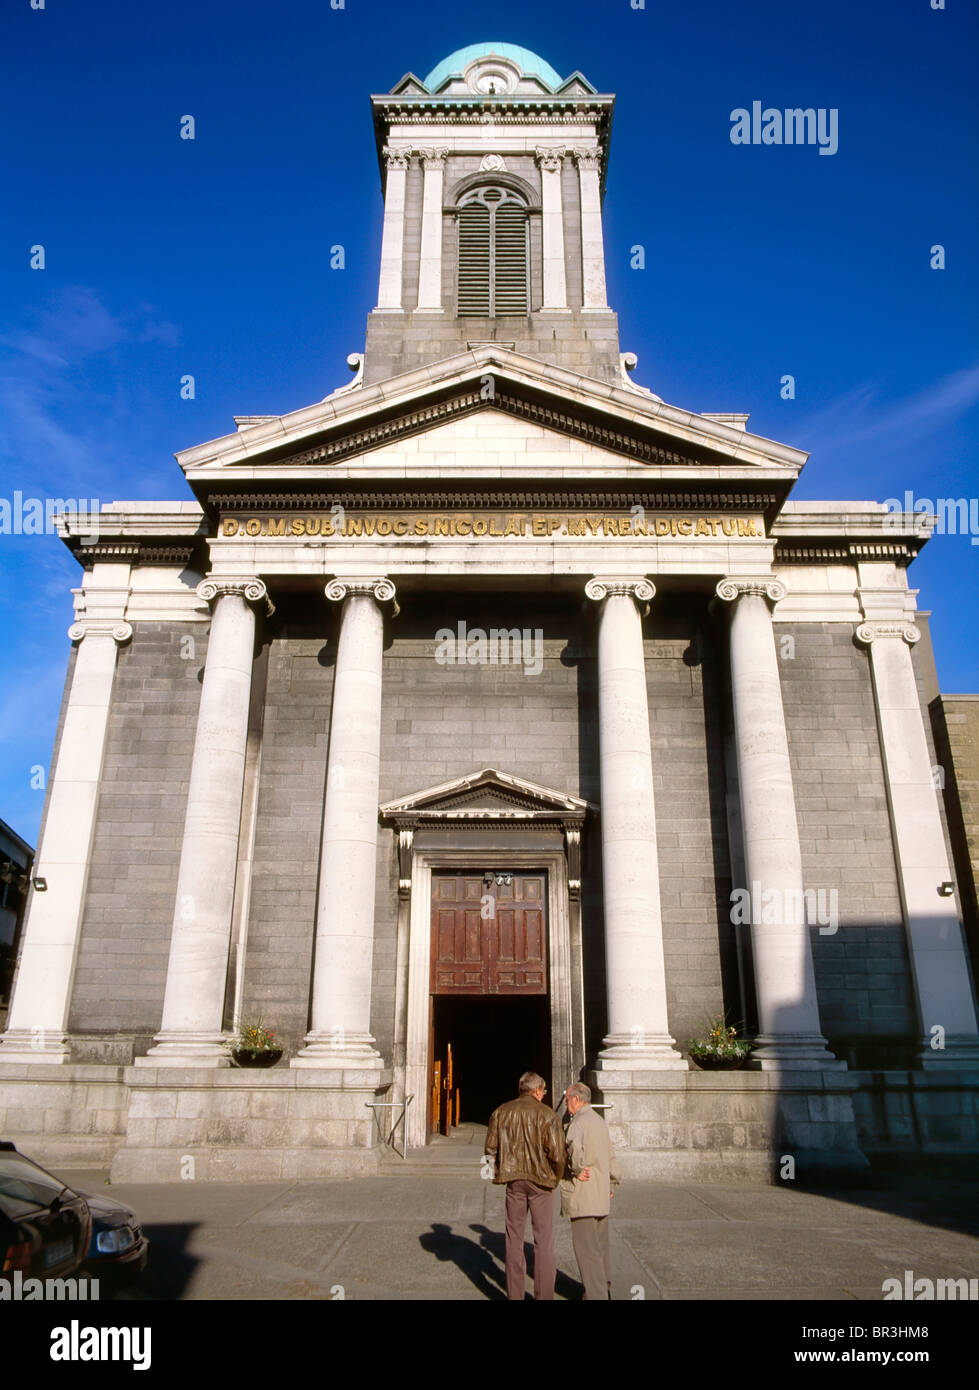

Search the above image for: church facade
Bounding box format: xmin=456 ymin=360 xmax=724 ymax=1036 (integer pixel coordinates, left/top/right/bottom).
xmin=2 ymin=44 xmax=977 ymax=1181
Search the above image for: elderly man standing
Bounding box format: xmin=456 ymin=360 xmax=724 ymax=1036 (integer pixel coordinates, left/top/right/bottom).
xmin=486 ymin=1071 xmax=566 ymax=1300
xmin=560 ymin=1082 xmax=618 ymax=1300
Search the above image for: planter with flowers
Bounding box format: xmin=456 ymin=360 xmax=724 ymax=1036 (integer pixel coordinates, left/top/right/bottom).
xmin=229 ymin=1019 xmax=283 ymax=1068
xmin=688 ymin=1015 xmax=753 ymax=1071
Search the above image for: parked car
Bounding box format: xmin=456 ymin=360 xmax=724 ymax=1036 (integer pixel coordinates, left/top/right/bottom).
xmin=78 ymin=1189 xmax=149 ymax=1289
xmin=0 ymin=1141 xmax=91 ymax=1282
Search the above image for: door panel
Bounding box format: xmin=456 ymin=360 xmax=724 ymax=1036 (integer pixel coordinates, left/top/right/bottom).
xmin=431 ymin=871 xmax=547 ymax=996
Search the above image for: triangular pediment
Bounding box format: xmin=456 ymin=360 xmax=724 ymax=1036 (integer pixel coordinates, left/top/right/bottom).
xmin=176 ymin=346 xmax=807 ymax=501
xmin=380 ymin=768 xmax=592 ymax=824
xmin=389 ymin=72 xmax=428 ymax=95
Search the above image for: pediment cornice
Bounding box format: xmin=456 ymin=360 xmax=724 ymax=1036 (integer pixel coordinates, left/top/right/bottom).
xmin=176 ymin=347 xmax=806 ymax=493
xmin=379 ymin=767 xmax=593 ymax=826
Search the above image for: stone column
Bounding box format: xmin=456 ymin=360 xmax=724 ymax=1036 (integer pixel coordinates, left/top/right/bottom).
xmin=416 ymin=149 xmax=447 ymax=311
xmin=856 ymin=619 xmax=979 ymax=1065
xmin=715 ymin=578 xmax=841 ymax=1068
xmin=0 ymin=617 xmax=131 ymax=1063
xmin=573 ymin=147 xmax=608 ymax=310
xmin=139 ymin=578 xmax=270 ymax=1067
xmin=585 ymin=577 xmax=686 ymax=1069
xmin=293 ymin=577 xmax=396 ymax=1068
xmin=536 ymin=148 xmax=569 ymax=311
xmin=376 ymin=148 xmax=409 ymax=311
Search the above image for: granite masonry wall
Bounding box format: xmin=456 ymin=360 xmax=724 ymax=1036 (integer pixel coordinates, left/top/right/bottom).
xmin=67 ymin=622 xmax=207 ymax=1058
xmin=776 ymin=622 xmax=916 ymax=1063
xmin=238 ymin=616 xmax=333 ymax=1053
xmin=930 ymin=693 xmax=979 ymax=994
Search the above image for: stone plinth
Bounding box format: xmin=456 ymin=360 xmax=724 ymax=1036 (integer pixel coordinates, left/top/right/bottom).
xmin=849 ymin=1069 xmax=979 ymax=1160
xmin=0 ymin=1063 xmax=130 ymax=1168
xmin=589 ymin=1069 xmax=870 ymax=1183
xmin=109 ymin=1066 xmax=388 ymax=1182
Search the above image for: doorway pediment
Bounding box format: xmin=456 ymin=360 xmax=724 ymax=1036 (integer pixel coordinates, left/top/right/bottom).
xmin=379 ymin=767 xmax=591 ymax=827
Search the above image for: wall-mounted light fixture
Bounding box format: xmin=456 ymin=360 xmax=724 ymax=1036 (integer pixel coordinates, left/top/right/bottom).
xmin=32 ymin=876 xmax=47 ymax=892
xmin=938 ymin=882 xmax=955 ymax=897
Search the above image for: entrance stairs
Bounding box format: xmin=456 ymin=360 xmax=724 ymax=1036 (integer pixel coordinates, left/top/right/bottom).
xmin=378 ymin=1121 xmax=490 ymax=1177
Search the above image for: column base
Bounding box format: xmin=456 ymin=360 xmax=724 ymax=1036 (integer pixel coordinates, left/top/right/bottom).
xmin=136 ymin=1033 xmax=230 ymax=1068
xmin=749 ymin=1034 xmax=847 ymax=1071
xmin=291 ymin=1032 xmax=385 ymax=1070
xmin=595 ymin=1034 xmax=689 ymax=1071
xmin=0 ymin=1029 xmax=71 ymax=1064
xmin=916 ymin=1035 xmax=979 ymax=1069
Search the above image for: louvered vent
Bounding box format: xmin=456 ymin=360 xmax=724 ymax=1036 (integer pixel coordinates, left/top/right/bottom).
xmin=457 ymin=186 xmax=529 ymax=317
xmin=494 ymin=206 xmax=529 ymax=314
xmin=458 ymin=206 xmax=491 ymax=315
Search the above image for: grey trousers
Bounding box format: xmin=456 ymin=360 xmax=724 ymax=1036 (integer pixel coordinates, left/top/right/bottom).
xmin=571 ymin=1215 xmax=611 ymax=1300
xmin=505 ymin=1181 xmax=556 ymax=1300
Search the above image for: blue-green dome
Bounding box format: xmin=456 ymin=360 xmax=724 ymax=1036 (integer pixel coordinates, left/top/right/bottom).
xmin=423 ymin=43 xmax=563 ymax=93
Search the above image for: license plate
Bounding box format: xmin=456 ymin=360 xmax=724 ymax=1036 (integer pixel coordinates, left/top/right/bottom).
xmin=45 ymin=1238 xmax=74 ymax=1269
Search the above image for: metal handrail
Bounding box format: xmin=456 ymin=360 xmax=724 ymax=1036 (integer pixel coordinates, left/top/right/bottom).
xmin=365 ymin=1095 xmax=414 ymax=1160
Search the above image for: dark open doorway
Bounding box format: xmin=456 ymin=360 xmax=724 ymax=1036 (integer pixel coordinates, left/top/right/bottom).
xmin=431 ymin=995 xmax=552 ymax=1125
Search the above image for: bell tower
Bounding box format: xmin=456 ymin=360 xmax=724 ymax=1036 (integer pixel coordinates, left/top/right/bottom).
xmin=363 ymin=42 xmax=620 ymax=385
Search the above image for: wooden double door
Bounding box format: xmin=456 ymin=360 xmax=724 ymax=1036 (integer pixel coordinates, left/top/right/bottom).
xmin=429 ymin=870 xmax=550 ymax=1130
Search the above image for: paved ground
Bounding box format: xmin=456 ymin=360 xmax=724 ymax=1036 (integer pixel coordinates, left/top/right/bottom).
xmin=64 ymin=1127 xmax=979 ymax=1301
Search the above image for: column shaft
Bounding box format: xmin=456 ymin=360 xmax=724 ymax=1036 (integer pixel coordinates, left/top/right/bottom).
xmin=586 ymin=578 xmax=686 ymax=1070
xmin=858 ymin=621 xmax=979 ymax=1064
xmin=1 ymin=622 xmax=130 ymax=1062
xmin=294 ymin=578 xmax=394 ymax=1068
xmin=140 ymin=579 xmax=267 ymax=1066
xmin=717 ymin=579 xmax=841 ymax=1068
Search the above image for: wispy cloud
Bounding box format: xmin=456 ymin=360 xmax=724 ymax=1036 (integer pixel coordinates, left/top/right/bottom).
xmin=795 ymin=363 xmax=979 ymax=456
xmin=0 ymin=286 xmax=181 ymax=495
xmin=0 ymin=287 xmax=179 ymax=366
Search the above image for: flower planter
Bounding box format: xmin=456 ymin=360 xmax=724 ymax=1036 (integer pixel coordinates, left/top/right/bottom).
xmin=691 ymin=1054 xmax=750 ymax=1071
xmin=231 ymin=1048 xmax=283 ymax=1069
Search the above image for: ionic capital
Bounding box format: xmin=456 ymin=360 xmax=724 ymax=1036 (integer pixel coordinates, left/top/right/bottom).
xmin=67 ymin=619 xmax=133 ymax=645
xmin=585 ymin=576 xmax=655 ymax=612
xmin=715 ymin=576 xmax=786 ymax=608
xmin=197 ymin=577 xmax=274 ymax=615
xmin=855 ymin=620 xmax=920 ymax=647
xmin=382 ymin=146 xmax=410 ymax=171
xmin=535 ymin=146 xmax=566 ymax=172
xmin=325 ymin=576 xmax=399 ymax=615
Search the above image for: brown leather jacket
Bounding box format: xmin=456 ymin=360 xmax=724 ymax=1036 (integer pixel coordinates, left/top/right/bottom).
xmin=485 ymin=1094 xmax=566 ymax=1188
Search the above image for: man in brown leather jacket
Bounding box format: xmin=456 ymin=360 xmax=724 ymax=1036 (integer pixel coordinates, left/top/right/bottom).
xmin=485 ymin=1071 xmax=566 ymax=1300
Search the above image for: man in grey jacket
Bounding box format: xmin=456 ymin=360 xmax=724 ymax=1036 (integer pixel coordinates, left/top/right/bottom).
xmin=560 ymin=1082 xmax=618 ymax=1300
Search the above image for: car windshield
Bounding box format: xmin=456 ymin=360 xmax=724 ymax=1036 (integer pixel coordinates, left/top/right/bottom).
xmin=0 ymin=1153 xmax=74 ymax=1219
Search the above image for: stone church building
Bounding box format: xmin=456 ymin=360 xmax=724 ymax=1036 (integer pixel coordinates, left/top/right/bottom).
xmin=2 ymin=44 xmax=977 ymax=1181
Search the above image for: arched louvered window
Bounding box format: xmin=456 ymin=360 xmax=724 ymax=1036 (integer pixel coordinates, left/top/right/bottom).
xmin=457 ymin=186 xmax=529 ymax=316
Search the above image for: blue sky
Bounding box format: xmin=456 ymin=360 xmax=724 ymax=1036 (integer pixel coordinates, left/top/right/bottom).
xmin=1 ymin=0 xmax=977 ymax=844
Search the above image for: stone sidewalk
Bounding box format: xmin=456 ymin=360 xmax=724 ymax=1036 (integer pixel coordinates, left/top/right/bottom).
xmin=62 ymin=1150 xmax=979 ymax=1302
